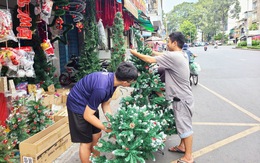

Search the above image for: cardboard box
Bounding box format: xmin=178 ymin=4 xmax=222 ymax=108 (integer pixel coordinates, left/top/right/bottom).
xmin=19 ymin=117 xmax=72 ymax=163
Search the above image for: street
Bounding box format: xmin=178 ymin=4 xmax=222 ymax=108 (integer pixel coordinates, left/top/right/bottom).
xmin=55 ymin=46 xmax=260 ymax=163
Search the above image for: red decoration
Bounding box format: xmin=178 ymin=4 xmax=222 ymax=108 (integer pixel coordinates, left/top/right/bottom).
xmin=76 ymin=22 xmax=83 ymax=32
xmin=17 ymin=0 xmax=32 ymax=40
xmin=2 ymin=139 xmax=8 ymax=144
xmin=17 ymin=0 xmax=30 ymax=7
xmin=55 ymin=17 xmax=64 ymax=30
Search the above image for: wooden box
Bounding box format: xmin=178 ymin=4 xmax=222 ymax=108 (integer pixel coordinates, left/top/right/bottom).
xmin=53 ymin=105 xmax=68 ymax=122
xmin=19 ymin=117 xmax=72 ymax=163
xmin=0 ymin=76 xmax=8 ymax=93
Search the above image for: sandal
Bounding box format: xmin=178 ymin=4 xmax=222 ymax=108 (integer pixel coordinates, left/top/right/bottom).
xmin=168 ymin=146 xmax=185 ymax=153
xmin=177 ymin=158 xmax=196 ymax=163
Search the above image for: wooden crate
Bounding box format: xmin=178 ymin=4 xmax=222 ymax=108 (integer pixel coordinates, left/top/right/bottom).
xmin=0 ymin=76 xmax=8 ymax=93
xmin=19 ymin=117 xmax=72 ymax=163
xmin=53 ymin=106 xmax=68 ymax=122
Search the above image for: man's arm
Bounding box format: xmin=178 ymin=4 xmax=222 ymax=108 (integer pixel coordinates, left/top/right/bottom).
xmin=101 ymin=100 xmax=112 ymax=122
xmin=83 ymin=105 xmax=110 ymax=132
xmin=152 ymin=51 xmax=163 ymax=56
xmin=130 ymin=49 xmax=157 ymax=63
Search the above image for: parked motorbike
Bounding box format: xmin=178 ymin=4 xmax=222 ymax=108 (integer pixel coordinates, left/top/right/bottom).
xmin=100 ymin=59 xmax=110 ymax=72
xmin=59 ymin=55 xmax=79 ymax=86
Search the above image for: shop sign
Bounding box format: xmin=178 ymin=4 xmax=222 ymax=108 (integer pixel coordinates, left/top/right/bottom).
xmin=17 ymin=0 xmax=32 ymax=40
xmin=124 ymin=0 xmax=138 ymax=18
xmin=132 ymin=0 xmax=146 ymax=14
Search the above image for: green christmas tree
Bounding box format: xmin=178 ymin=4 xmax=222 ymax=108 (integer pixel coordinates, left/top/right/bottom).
xmin=108 ymin=12 xmax=126 ymax=72
xmin=91 ymin=29 xmax=176 ymax=162
xmin=0 ymin=126 xmax=19 ymax=163
xmin=92 ymin=106 xmax=167 ymax=163
xmin=128 ymin=28 xmax=176 ymax=135
xmin=5 ymin=101 xmax=29 ymax=149
xmin=26 ymin=99 xmax=54 ymax=135
xmin=76 ymin=0 xmax=101 ymax=80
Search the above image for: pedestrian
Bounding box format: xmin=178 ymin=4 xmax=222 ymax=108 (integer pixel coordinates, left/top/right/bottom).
xmin=153 ymin=42 xmax=159 ymax=51
xmin=66 ymin=62 xmax=138 ymax=163
xmin=130 ymin=32 xmax=195 ymax=163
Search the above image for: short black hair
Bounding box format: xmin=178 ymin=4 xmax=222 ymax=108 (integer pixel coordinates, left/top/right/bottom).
xmin=169 ymin=32 xmax=185 ymax=49
xmin=115 ymin=62 xmax=138 ymax=81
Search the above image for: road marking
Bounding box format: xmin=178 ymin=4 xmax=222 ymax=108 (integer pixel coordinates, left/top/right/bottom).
xmin=198 ymin=83 xmax=260 ymax=122
xmin=193 ymin=122 xmax=259 ymax=127
xmin=171 ymin=126 xmax=260 ymax=163
xmin=192 ymin=125 xmax=260 ymax=158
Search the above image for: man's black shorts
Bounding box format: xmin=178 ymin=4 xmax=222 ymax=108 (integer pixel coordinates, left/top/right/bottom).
xmin=67 ymin=108 xmax=101 ymax=143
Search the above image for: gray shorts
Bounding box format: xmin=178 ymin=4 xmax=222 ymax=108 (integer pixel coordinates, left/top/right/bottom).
xmin=172 ymin=98 xmax=194 ymax=138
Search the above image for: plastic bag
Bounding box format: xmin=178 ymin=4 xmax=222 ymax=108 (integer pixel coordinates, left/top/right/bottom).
xmin=40 ymin=0 xmax=53 ymax=24
xmin=2 ymin=47 xmax=36 ymax=78
xmin=0 ymin=9 xmax=18 ymax=43
xmin=190 ymin=62 xmax=201 ymax=75
xmin=97 ymin=19 xmax=107 ymax=49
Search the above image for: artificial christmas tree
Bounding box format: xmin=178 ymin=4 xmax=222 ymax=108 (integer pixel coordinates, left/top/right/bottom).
xmin=91 ymin=29 xmax=176 ymax=162
xmin=92 ymin=105 xmax=167 ymax=163
xmin=76 ymin=0 xmax=101 ymax=80
xmin=5 ymin=101 xmax=29 ymax=149
xmin=26 ymin=99 xmax=54 ymax=135
xmin=108 ymin=12 xmax=126 ymax=72
xmin=0 ymin=125 xmax=19 ymax=163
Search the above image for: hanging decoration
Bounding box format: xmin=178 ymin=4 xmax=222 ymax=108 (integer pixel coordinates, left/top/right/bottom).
xmin=49 ymin=0 xmax=72 ymax=44
xmin=0 ymin=47 xmax=35 ymax=78
xmin=97 ymin=19 xmax=107 ymax=49
xmin=0 ymin=10 xmax=18 ymax=42
xmin=16 ymin=0 xmax=32 ymax=40
xmin=40 ymin=0 xmax=54 ymax=24
xmin=40 ymin=39 xmax=54 ymax=56
xmin=55 ymin=17 xmax=64 ymax=30
xmin=67 ymin=0 xmax=86 ymax=32
xmin=75 ymin=22 xmax=83 ymax=32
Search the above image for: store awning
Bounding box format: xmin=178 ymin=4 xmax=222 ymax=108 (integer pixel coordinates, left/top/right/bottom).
xmin=135 ymin=10 xmax=154 ymax=32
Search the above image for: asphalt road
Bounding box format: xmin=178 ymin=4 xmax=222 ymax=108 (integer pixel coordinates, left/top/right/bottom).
xmin=55 ymin=46 xmax=260 ymax=163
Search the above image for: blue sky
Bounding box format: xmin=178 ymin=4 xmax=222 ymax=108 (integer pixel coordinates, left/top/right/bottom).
xmin=163 ymin=0 xmax=199 ymax=13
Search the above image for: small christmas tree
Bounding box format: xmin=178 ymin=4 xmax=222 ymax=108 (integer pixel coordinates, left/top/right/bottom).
xmin=76 ymin=0 xmax=101 ymax=80
xmin=26 ymin=99 xmax=54 ymax=135
xmin=5 ymin=105 xmax=29 ymax=149
xmin=0 ymin=126 xmax=19 ymax=163
xmin=108 ymin=12 xmax=126 ymax=72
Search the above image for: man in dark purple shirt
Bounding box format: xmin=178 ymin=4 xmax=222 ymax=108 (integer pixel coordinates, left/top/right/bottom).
xmin=66 ymin=62 xmax=138 ymax=163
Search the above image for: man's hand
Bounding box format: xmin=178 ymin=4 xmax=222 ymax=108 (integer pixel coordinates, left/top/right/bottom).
xmin=130 ymin=49 xmax=157 ymax=64
xmin=104 ymin=127 xmax=112 ymax=133
xmin=130 ymin=49 xmax=137 ymax=55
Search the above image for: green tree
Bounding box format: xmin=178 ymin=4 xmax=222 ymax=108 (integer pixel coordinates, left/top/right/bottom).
xmin=179 ymin=20 xmax=197 ymax=43
xmin=249 ymin=23 xmax=259 ymax=30
xmin=0 ymin=126 xmax=19 ymax=163
xmin=76 ymin=0 xmax=101 ymax=80
xmin=26 ymin=100 xmax=54 ymax=135
xmin=211 ymin=0 xmax=241 ymax=43
xmin=108 ymin=12 xmax=126 ymax=72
